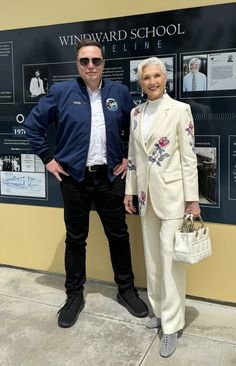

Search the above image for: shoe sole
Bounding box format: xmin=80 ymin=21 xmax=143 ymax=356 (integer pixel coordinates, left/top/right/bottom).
xmin=117 ymin=293 xmax=148 ymax=318
xmin=58 ymin=299 xmax=85 ymax=328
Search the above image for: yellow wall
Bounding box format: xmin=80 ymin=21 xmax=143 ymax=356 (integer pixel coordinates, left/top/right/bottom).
xmin=1 ymin=0 xmax=235 ymax=30
xmin=1 ymin=0 xmax=236 ymax=303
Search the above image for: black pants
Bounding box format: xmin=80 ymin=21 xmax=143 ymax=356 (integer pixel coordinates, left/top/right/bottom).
xmin=60 ymin=167 xmax=134 ymax=295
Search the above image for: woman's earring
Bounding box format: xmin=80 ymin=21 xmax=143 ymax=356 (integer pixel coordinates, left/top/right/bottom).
xmin=164 ymin=85 xmax=167 ymax=94
xmin=141 ymin=89 xmax=144 ymax=97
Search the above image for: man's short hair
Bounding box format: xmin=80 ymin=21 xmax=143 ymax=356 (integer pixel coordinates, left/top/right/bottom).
xmin=75 ymin=40 xmax=105 ymax=59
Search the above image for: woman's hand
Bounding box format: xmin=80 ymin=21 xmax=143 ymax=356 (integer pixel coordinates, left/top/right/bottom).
xmin=185 ymin=201 xmax=201 ymax=218
xmin=124 ymin=194 xmax=136 ymax=214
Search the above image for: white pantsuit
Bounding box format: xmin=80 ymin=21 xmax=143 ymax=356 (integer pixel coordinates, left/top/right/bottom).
xmin=125 ymin=93 xmax=199 ymax=333
xmin=141 ymin=199 xmax=185 ymax=334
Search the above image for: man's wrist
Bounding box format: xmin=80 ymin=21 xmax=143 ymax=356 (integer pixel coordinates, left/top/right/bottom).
xmin=39 ymin=152 xmax=53 ymax=165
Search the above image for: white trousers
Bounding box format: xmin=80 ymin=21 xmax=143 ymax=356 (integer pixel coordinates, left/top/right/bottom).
xmin=141 ymin=199 xmax=186 ymax=334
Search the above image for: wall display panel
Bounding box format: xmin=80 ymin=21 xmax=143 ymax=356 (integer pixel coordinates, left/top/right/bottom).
xmin=0 ymin=3 xmax=235 ymax=223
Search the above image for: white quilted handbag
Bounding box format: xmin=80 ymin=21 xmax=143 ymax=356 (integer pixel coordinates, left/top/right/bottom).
xmin=174 ymin=214 xmax=212 ymax=264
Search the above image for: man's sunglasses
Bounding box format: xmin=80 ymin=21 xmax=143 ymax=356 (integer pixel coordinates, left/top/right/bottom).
xmin=77 ymin=57 xmax=103 ymax=67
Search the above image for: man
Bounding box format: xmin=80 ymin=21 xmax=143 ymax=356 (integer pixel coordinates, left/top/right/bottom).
xmin=24 ymin=40 xmax=148 ymax=328
xmin=183 ymin=57 xmax=207 ymax=92
xmin=29 ymin=70 xmax=45 ymax=97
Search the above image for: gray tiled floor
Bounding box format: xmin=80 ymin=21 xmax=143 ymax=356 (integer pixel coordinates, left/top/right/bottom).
xmin=0 ymin=266 xmax=236 ymax=366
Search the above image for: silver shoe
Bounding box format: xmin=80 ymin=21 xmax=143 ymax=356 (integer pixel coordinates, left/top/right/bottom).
xmin=159 ymin=332 xmax=178 ymax=358
xmin=146 ymin=317 xmax=161 ymax=329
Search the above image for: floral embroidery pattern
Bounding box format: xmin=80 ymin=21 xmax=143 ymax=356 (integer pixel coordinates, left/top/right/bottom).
xmin=138 ymin=191 xmax=146 ymax=212
xmin=185 ymin=121 xmax=196 ymax=153
xmin=148 ymin=137 xmax=170 ymax=166
xmin=185 ymin=121 xmax=194 ymax=138
xmin=127 ymin=159 xmax=136 ymax=171
xmin=133 ymin=108 xmax=140 ymax=130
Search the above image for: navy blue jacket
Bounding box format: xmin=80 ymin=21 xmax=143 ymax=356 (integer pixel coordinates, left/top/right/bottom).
xmin=24 ymin=77 xmax=134 ymax=182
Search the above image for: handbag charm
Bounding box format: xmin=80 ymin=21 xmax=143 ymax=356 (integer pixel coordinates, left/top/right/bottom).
xmin=174 ymin=214 xmax=212 ymax=264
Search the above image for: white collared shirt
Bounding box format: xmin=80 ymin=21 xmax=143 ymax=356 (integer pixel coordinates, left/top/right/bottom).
xmin=183 ymin=72 xmax=207 ymax=92
xmin=86 ymin=86 xmax=107 ymax=166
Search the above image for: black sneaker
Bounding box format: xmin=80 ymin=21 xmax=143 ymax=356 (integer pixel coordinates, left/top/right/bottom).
xmin=117 ymin=288 xmax=149 ymax=318
xmin=57 ymin=293 xmax=85 ymax=328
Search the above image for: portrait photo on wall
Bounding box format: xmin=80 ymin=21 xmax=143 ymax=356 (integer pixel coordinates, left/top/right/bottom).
xmin=182 ymin=54 xmax=207 ymax=94
xmin=129 ymin=56 xmax=175 ymax=100
xmin=196 ymin=147 xmax=218 ymax=206
xmin=23 ymin=65 xmax=49 ymax=103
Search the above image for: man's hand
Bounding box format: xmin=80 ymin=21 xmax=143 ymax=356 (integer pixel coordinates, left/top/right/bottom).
xmin=113 ymin=158 xmax=128 ymax=179
xmin=46 ymin=159 xmax=69 ymax=182
xmin=124 ymin=194 xmax=136 ymax=214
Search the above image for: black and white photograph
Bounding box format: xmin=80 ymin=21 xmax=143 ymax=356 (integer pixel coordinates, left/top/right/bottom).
xmin=196 ymin=147 xmax=218 ymax=205
xmin=23 ymin=65 xmax=49 ymax=103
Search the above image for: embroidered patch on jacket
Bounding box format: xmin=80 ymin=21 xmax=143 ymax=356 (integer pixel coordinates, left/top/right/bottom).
xmin=148 ymin=137 xmax=170 ymax=166
xmin=106 ymin=98 xmax=118 ymax=111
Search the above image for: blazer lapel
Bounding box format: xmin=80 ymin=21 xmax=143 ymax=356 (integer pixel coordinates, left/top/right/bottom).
xmin=145 ymin=94 xmax=172 ymax=152
xmin=136 ymin=102 xmax=148 ymax=152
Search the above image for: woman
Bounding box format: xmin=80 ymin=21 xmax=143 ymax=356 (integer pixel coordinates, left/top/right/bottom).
xmin=124 ymin=57 xmax=200 ymax=358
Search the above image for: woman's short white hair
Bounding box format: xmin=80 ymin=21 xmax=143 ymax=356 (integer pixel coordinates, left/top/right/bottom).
xmin=137 ymin=57 xmax=167 ymax=80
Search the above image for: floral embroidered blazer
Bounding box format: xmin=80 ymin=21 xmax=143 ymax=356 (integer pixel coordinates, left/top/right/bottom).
xmin=125 ymin=93 xmax=199 ymax=219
